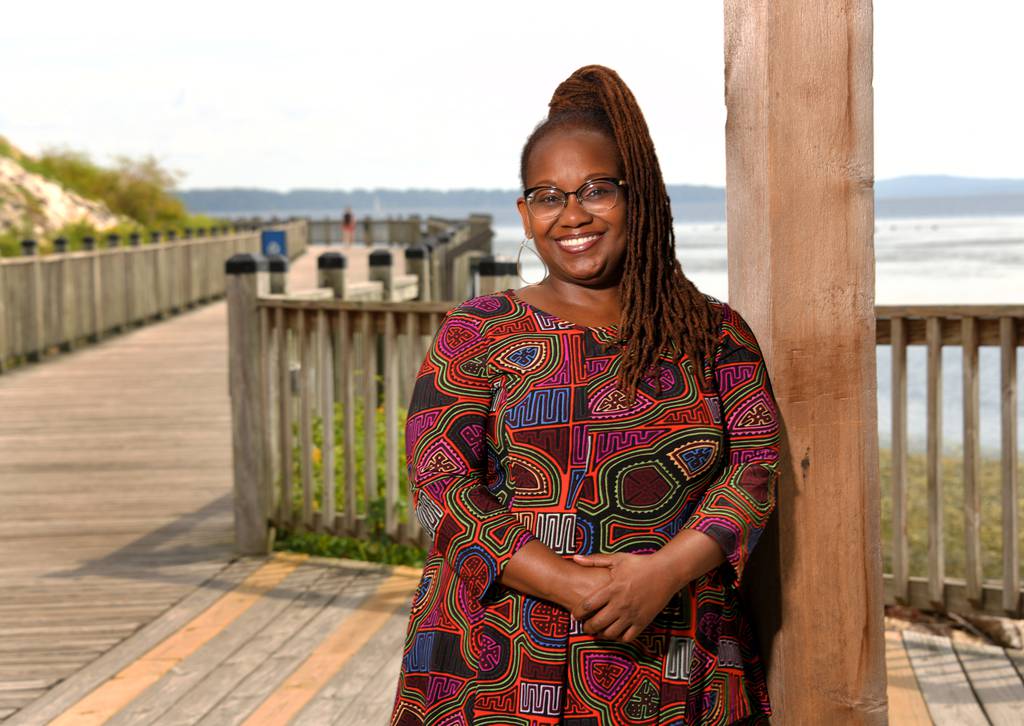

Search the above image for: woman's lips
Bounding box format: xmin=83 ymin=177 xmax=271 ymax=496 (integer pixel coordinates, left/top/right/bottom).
xmin=554 ymin=231 xmax=603 ymax=254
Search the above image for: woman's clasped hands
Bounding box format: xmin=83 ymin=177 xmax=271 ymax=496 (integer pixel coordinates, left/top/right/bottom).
xmin=565 ymin=551 xmax=683 ymax=645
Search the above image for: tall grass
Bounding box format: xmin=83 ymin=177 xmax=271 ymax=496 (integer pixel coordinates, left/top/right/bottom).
xmin=879 ymin=446 xmax=1024 ymax=582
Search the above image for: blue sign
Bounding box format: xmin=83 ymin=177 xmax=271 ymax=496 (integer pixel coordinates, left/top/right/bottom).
xmin=261 ymin=230 xmax=287 ymax=257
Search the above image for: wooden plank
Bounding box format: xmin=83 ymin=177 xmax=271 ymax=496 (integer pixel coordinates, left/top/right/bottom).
xmin=961 ymin=316 xmax=982 ymax=603
xmin=104 ymin=561 xmax=329 ymax=726
xmin=193 ymin=565 xmax=393 ymax=726
xmin=361 ymin=310 xmax=375 ymax=530
xmin=891 ymin=316 xmax=909 ymax=602
xmin=953 ymin=639 xmax=1024 ymax=726
xmin=292 ymin=608 xmax=409 ymax=726
xmin=926 ymin=316 xmax=945 ymax=607
xmin=147 ymin=566 xmax=361 ymax=726
xmin=4 ymin=559 xmax=259 ymax=726
xmin=1001 ymin=317 xmax=1020 ymax=614
xmin=902 ymin=630 xmax=988 ymax=726
xmin=47 ymin=555 xmax=305 ymax=726
xmin=319 ymin=310 xmax=336 ymax=532
xmin=276 ymin=306 xmax=292 ymax=527
xmin=339 ymin=310 xmax=356 ymax=534
xmin=298 ymin=309 xmax=314 ymax=528
xmin=884 ymin=631 xmax=933 ymax=726
xmin=238 ymin=570 xmax=419 ymax=726
xmin=383 ymin=310 xmax=398 ymax=537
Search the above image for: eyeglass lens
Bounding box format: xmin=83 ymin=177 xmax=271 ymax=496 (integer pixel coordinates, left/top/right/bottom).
xmin=528 ymin=180 xmax=620 ymax=219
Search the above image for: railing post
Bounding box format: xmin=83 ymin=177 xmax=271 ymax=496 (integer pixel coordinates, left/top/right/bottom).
xmin=477 ymin=257 xmax=500 ymax=295
xmin=226 ymin=253 xmax=271 ymax=555
xmin=405 ymin=245 xmax=430 ymax=301
xmin=21 ymin=240 xmax=44 ymax=361
xmin=268 ymin=255 xmax=289 ymax=295
xmin=369 ymin=249 xmax=393 ymax=301
xmin=0 ymin=258 xmax=7 ymax=372
xmin=318 ymin=252 xmax=346 ymax=298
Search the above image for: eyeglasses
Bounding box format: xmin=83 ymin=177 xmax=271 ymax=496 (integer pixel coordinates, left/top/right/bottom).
xmin=523 ymin=178 xmax=627 ymax=220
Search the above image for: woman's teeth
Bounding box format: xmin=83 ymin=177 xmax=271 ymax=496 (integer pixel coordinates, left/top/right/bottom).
xmin=555 ymin=233 xmax=601 ymax=253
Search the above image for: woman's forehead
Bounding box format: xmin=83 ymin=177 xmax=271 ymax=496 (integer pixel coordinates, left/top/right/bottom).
xmin=526 ymin=128 xmax=621 ymax=185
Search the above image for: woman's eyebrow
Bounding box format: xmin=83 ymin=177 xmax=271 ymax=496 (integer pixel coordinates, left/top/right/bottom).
xmin=527 ymin=172 xmax=619 ymax=188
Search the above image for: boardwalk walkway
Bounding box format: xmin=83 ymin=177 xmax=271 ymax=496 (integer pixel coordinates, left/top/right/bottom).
xmin=1 ymin=246 xmax=1022 ymax=724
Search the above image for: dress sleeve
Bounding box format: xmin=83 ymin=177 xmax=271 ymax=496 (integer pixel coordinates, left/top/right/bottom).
xmin=405 ymin=304 xmax=537 ymax=603
xmin=683 ymin=302 xmax=781 ymax=587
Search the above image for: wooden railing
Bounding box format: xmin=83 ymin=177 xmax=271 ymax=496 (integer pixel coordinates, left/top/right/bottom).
xmin=0 ymin=221 xmax=307 ymax=372
xmin=226 ymin=276 xmax=1024 ymax=617
xmin=877 ymin=305 xmax=1022 ymax=617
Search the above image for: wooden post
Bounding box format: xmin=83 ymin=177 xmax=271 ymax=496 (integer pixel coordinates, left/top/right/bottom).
xmin=21 ymin=240 xmax=44 ymax=362
xmin=368 ymin=249 xmax=394 ymax=301
xmin=723 ymin=1 xmax=885 ymax=722
xmin=0 ymin=261 xmax=8 ymax=373
xmin=268 ymin=255 xmax=289 ymax=295
xmin=226 ymin=253 xmax=271 ymax=555
xmin=405 ymin=245 xmax=431 ymax=302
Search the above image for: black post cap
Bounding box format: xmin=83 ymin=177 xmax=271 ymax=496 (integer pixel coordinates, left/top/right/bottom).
xmin=167 ymin=230 xmax=177 ymax=240
xmin=318 ymin=252 xmax=346 ymax=269
xmin=129 ymin=233 xmax=141 ymax=246
xmin=183 ymin=227 xmax=193 ymax=238
xmin=150 ymin=231 xmax=161 ymax=243
xmin=21 ymin=239 xmax=37 ymax=255
xmin=478 ymin=257 xmax=500 ymax=276
xmin=369 ymin=249 xmax=392 ymax=267
xmin=197 ymin=227 xmax=207 ymax=237
xmin=267 ymin=254 xmax=288 ymax=273
xmin=405 ymin=245 xmax=426 ymax=260
xmin=225 ymin=253 xmax=268 ymax=274
xmin=502 ymin=261 xmax=519 ymax=276
xmin=438 ymin=233 xmax=451 ymax=244
xmin=83 ymin=236 xmax=96 ymax=250
xmin=54 ymin=237 xmax=69 ymax=253
xmin=107 ymin=233 xmax=120 ymax=247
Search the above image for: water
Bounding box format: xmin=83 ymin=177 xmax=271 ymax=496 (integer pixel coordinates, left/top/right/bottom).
xmin=493 ymin=216 xmax=1024 ymax=454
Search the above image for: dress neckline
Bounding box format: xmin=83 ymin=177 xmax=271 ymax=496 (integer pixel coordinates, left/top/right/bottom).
xmin=503 ymin=287 xmax=621 ymax=334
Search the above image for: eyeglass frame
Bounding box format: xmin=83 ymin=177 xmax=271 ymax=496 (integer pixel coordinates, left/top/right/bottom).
xmin=522 ymin=177 xmax=628 ymax=219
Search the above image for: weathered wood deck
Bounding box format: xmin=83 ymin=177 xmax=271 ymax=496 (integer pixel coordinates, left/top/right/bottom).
xmin=2 ymin=246 xmax=1023 ymax=724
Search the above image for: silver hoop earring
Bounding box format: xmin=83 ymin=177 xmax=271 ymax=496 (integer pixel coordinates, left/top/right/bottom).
xmin=516 ymin=237 xmax=548 ymax=285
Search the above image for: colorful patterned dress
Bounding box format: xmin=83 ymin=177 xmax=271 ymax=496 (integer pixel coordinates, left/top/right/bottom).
xmin=390 ymin=288 xmax=781 ymax=725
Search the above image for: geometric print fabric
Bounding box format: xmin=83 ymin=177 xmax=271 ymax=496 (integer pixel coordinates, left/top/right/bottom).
xmin=391 ymin=289 xmax=781 ymax=725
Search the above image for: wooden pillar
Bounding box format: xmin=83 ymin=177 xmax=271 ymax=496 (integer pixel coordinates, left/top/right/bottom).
xmin=21 ymin=240 xmax=44 ymax=362
xmin=226 ymin=253 xmax=271 ymax=555
xmin=723 ymin=1 xmax=886 ymax=723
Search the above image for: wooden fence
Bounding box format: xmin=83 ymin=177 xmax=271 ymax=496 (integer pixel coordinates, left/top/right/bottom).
xmin=0 ymin=222 xmax=307 ymax=372
xmin=878 ymin=305 xmax=1022 ymax=617
xmin=227 ymin=264 xmax=1024 ymax=617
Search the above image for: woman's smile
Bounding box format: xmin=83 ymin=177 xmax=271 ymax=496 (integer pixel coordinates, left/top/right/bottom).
xmin=554 ymin=230 xmax=603 ymax=254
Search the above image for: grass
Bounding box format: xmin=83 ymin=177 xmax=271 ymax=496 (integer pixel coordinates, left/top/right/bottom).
xmin=879 ymin=445 xmax=1024 ymax=582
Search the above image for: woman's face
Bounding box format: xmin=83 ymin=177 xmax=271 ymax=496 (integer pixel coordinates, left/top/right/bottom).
xmin=516 ymin=128 xmax=628 ymax=288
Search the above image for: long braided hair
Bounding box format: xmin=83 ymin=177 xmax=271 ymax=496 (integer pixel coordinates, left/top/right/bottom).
xmin=519 ymin=64 xmax=722 ymax=405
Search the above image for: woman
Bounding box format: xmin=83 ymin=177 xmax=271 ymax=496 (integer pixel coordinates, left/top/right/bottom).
xmin=391 ymin=65 xmax=780 ymax=725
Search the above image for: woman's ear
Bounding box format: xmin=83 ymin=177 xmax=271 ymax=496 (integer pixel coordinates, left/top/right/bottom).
xmin=515 ymin=196 xmax=532 ymax=239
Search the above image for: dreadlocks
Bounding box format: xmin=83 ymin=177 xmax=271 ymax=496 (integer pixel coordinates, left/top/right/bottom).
xmin=519 ymin=64 xmax=722 ymax=405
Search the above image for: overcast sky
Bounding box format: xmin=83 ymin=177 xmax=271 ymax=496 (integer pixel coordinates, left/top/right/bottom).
xmin=2 ymin=1 xmax=1022 ymax=190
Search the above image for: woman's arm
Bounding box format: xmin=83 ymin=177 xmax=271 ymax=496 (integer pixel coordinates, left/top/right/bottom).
xmin=406 ymin=305 xmax=538 ymax=603
xmin=572 ymin=302 xmax=782 ymax=641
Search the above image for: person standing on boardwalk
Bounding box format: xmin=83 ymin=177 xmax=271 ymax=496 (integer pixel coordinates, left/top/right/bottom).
xmin=390 ymin=65 xmax=781 ymax=725
xmin=341 ymin=206 xmax=356 ymax=245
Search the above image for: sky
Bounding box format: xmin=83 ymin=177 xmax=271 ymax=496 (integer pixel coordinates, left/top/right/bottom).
xmin=2 ymin=1 xmax=1023 ymax=191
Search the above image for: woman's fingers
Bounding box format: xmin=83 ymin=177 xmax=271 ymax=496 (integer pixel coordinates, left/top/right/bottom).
xmin=620 ymin=624 xmax=643 ymax=644
xmin=580 ymin=603 xmax=621 ymax=635
xmin=572 ymin=585 xmax=612 ymax=621
xmin=599 ymin=617 xmax=629 ymax=642
xmin=572 ymin=553 xmax=616 ymax=568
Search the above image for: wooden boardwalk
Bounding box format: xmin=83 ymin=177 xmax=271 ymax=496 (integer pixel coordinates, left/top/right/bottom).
xmin=2 ymin=246 xmax=1023 ymax=724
